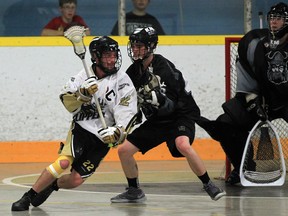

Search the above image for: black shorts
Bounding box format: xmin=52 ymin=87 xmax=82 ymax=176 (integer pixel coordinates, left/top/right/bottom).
xmin=70 ymin=123 xmax=110 ymax=178
xmin=127 ymin=120 xmax=195 ymax=157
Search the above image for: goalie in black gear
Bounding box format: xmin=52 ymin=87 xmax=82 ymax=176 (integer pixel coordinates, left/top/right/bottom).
xmin=11 ymin=36 xmax=137 ymax=211
xmin=110 ymin=27 xmax=226 ymax=203
xmin=197 ymin=2 xmax=288 ymax=185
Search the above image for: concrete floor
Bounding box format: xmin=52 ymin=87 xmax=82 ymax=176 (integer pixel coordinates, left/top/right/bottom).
xmin=1 ymin=160 xmax=288 ymax=216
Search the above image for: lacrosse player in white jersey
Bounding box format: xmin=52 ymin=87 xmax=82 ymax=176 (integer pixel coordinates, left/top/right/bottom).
xmin=11 ymin=36 xmax=137 ymax=211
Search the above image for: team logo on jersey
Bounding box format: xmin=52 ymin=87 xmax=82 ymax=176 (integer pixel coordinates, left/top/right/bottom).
xmin=269 ymin=40 xmax=280 ymax=49
xmin=119 ymin=95 xmax=131 ymax=106
xmin=105 ymin=89 xmax=116 ymax=101
xmin=73 ymin=102 xmax=105 ymax=121
xmin=266 ymin=51 xmax=288 ymax=85
xmin=178 ymin=126 xmax=186 ymax=132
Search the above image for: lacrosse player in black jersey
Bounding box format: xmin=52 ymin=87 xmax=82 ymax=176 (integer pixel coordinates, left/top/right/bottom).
xmin=110 ymin=27 xmax=226 ymax=203
xmin=11 ymin=36 xmax=137 ymax=211
xmin=198 ymin=2 xmax=288 ymax=185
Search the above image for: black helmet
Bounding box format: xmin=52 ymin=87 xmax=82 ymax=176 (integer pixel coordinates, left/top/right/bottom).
xmin=89 ymin=36 xmax=122 ymax=75
xmin=127 ymin=27 xmax=158 ymax=62
xmin=267 ymin=2 xmax=288 ymax=39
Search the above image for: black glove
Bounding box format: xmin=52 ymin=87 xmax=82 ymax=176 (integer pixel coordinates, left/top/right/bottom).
xmin=246 ymin=97 xmax=267 ymax=121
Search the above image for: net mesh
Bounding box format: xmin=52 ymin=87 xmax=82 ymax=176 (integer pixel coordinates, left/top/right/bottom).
xmin=225 ymin=37 xmax=288 ymax=178
xmin=244 ymin=170 xmax=281 ymax=183
xmin=242 ymin=121 xmax=284 ymax=183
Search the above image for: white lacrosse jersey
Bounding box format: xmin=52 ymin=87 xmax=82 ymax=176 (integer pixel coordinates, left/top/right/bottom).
xmin=60 ymin=67 xmax=137 ymax=140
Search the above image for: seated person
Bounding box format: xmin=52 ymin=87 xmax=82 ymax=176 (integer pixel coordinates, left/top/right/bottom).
xmin=41 ymin=0 xmax=90 ymax=36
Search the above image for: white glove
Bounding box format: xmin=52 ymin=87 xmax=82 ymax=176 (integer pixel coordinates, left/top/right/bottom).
xmin=77 ymin=77 xmax=98 ymax=102
xmin=98 ymin=125 xmax=127 ymax=146
xmin=80 ymin=76 xmax=98 ymax=96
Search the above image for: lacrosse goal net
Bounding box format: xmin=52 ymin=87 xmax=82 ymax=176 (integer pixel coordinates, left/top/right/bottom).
xmin=224 ymin=37 xmax=288 ymax=180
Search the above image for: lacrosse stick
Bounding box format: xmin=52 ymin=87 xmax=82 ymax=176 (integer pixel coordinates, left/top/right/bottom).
xmin=64 ymin=25 xmax=108 ymax=129
xmin=240 ymin=120 xmax=286 ymax=186
xmin=258 ymin=11 xmax=263 ymax=29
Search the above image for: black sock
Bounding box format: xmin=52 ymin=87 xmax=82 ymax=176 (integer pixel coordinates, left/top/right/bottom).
xmin=27 ymin=188 xmax=38 ymax=199
xmin=198 ymin=172 xmax=210 ymax=185
xmin=127 ymin=177 xmax=139 ymax=188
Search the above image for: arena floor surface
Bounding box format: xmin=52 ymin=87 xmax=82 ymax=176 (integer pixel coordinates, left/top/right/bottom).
xmin=1 ymin=160 xmax=287 ymax=216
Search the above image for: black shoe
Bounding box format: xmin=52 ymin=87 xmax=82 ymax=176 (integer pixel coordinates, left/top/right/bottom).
xmin=203 ymin=181 xmax=226 ymax=201
xmin=31 ymin=181 xmax=57 ymax=207
xmin=11 ymin=192 xmax=31 ymax=211
xmin=225 ymin=169 xmax=240 ymax=185
xmin=111 ymin=187 xmax=147 ymax=203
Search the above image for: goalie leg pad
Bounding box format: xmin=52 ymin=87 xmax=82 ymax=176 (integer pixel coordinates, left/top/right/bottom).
xmin=216 ymin=114 xmax=250 ymax=171
xmin=46 ymin=155 xmax=73 ymax=178
xmin=197 ymin=115 xmax=249 ymax=172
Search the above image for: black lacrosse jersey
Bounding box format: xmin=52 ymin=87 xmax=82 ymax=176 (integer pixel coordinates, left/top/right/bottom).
xmin=126 ymin=54 xmax=200 ymax=128
xmin=236 ymin=28 xmax=288 ymax=110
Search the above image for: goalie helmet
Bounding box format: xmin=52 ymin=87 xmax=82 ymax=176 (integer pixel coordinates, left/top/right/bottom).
xmin=89 ymin=36 xmax=122 ymax=75
xmin=267 ymin=2 xmax=288 ymax=39
xmin=127 ymin=27 xmax=158 ymax=62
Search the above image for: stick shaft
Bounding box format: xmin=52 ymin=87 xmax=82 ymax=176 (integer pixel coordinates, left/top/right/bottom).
xmin=81 ymin=59 xmax=107 ymax=128
xmin=258 ymin=12 xmax=263 ymax=29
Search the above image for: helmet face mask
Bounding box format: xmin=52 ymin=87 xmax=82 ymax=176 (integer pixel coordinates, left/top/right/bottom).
xmin=267 ymin=2 xmax=288 ymax=39
xmin=100 ymin=51 xmax=120 ymax=72
xmin=127 ymin=27 xmax=158 ymax=62
xmin=128 ymin=42 xmax=149 ymax=61
xmin=89 ymin=36 xmax=122 ymax=75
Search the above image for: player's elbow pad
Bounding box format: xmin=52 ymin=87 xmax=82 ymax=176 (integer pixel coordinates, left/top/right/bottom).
xmin=60 ymin=93 xmax=84 ymax=113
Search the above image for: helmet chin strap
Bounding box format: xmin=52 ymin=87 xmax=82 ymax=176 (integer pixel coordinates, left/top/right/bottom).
xmin=132 ymin=45 xmax=154 ymax=61
xmin=133 ymin=54 xmax=154 ymax=85
xmin=269 ymin=25 xmax=288 ymax=43
xmin=92 ymin=62 xmax=116 ymax=77
xmin=133 ymin=54 xmax=147 ymax=62
xmin=99 ymin=64 xmax=117 ymax=75
xmin=133 ymin=50 xmax=153 ymax=65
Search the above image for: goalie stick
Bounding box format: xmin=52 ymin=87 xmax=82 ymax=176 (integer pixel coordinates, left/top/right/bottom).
xmin=239 ymin=119 xmax=286 ymax=186
xmin=64 ymin=25 xmax=113 ymax=146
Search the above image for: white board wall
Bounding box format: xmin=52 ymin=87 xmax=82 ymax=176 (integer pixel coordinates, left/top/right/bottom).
xmin=0 ymin=45 xmax=225 ymax=141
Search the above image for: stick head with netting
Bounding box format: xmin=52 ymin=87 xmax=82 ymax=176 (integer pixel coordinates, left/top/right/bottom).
xmin=64 ymin=24 xmax=88 ymax=60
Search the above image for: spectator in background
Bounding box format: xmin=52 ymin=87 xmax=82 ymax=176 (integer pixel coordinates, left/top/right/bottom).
xmin=41 ymin=0 xmax=90 ymax=36
xmin=111 ymin=0 xmax=165 ymax=35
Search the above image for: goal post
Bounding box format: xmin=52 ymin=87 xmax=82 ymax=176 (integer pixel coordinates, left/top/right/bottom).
xmin=225 ymin=37 xmax=241 ymax=100
xmin=224 ymin=37 xmax=241 ymax=180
